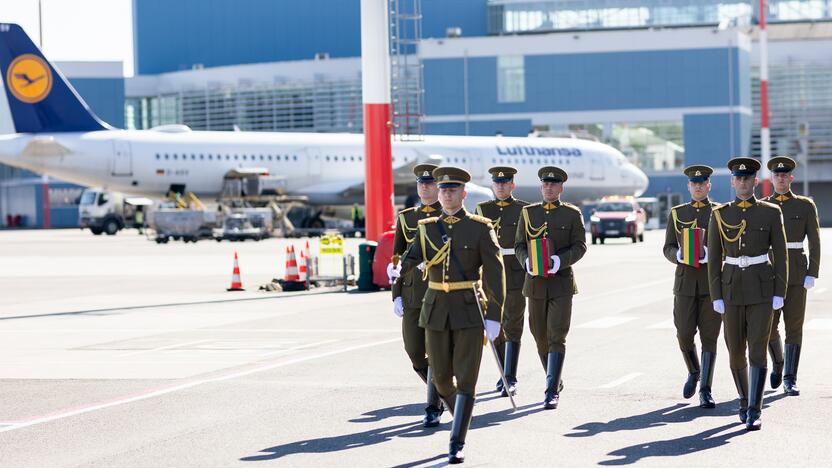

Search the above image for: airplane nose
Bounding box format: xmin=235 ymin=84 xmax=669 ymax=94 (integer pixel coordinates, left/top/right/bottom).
xmin=628 ymin=164 xmax=648 ymax=196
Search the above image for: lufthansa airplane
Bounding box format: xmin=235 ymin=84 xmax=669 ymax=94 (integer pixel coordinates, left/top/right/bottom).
xmin=0 ymin=23 xmax=648 ymax=206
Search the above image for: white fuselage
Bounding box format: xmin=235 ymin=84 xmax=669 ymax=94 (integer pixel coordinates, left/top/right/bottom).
xmin=0 ymin=128 xmax=648 ymax=205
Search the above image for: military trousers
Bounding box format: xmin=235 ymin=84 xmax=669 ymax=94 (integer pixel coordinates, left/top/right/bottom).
xmin=493 ymin=288 xmax=526 ymax=350
xmin=723 ymin=302 xmax=774 ymax=370
xmin=402 ymin=306 xmax=428 ymax=371
xmin=425 ymin=326 xmax=484 ymax=398
xmin=769 ymin=284 xmax=807 ymax=346
xmin=528 ymin=294 xmax=573 ymax=367
xmin=673 ymin=294 xmax=722 ymax=353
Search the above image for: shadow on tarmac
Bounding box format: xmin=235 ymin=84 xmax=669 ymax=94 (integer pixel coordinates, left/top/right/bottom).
xmin=566 ymin=391 xmax=787 ymax=438
xmin=240 ymin=401 xmax=542 ymax=463
xmin=599 ymin=422 xmax=747 ymax=465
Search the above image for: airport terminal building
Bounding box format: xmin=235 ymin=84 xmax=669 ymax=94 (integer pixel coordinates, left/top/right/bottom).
xmin=2 ymin=0 xmax=832 ymax=226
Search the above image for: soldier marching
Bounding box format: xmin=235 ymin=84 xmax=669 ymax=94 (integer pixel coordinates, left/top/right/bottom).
xmin=476 ymin=166 xmax=529 ymax=397
xmin=762 ymin=156 xmax=821 ymax=396
xmin=662 ymin=165 xmax=722 ymax=408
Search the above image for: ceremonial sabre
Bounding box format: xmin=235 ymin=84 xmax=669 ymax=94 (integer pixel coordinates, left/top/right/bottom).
xmin=472 ymin=285 xmax=517 ymax=410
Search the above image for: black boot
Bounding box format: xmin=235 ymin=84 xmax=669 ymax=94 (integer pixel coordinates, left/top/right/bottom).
xmin=768 ymin=339 xmax=784 ymax=389
xmin=784 ymin=344 xmax=801 ymax=396
xmin=731 ymin=367 xmax=749 ymax=424
xmin=448 ymin=392 xmax=475 ymax=464
xmin=699 ymin=351 xmax=716 ymax=408
xmin=417 ymin=367 xmax=453 ymax=417
xmin=682 ymin=348 xmax=701 ymax=399
xmin=423 ymin=367 xmax=444 ymax=428
xmin=501 ymin=341 xmax=520 ymax=397
xmin=494 ymin=342 xmax=506 ymax=393
xmin=747 ymin=367 xmax=766 ymax=430
xmin=543 ymin=352 xmax=565 ymax=410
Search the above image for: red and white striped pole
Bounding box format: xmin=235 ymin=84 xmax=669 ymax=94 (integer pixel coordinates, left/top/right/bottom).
xmin=360 ymin=0 xmax=395 ymax=241
xmin=759 ymin=0 xmax=772 ymax=196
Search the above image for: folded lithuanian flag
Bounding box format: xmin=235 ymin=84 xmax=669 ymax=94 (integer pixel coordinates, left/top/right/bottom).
xmin=681 ymin=227 xmax=705 ymax=268
xmin=529 ymin=237 xmax=552 ymax=277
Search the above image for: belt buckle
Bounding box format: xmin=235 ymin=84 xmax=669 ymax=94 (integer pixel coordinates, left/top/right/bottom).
xmin=442 ymin=282 xmax=450 ymax=293
xmin=738 ymin=256 xmax=750 ymax=268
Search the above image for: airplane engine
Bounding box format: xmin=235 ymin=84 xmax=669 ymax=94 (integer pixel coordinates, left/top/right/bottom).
xmin=463 ymin=182 xmax=493 ymax=212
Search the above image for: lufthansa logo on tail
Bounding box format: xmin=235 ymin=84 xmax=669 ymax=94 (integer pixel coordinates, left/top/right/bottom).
xmin=7 ymin=54 xmax=53 ymax=104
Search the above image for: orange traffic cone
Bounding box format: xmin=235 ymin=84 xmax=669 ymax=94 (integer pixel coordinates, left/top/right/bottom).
xmin=285 ymin=245 xmax=300 ymax=281
xmin=298 ymin=248 xmax=308 ymax=282
xmin=227 ymin=251 xmax=245 ymax=291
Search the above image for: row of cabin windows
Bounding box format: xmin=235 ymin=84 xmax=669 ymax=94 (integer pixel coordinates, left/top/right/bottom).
xmin=491 ymin=157 xmax=572 ymax=165
xmin=155 ymin=153 xmax=298 ymax=162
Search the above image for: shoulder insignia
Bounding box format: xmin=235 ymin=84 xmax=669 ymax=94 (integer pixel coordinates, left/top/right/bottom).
xmin=418 ymin=217 xmax=439 ymax=225
xmin=398 ymin=206 xmax=417 ymax=215
xmin=758 ymin=200 xmax=780 ymax=210
xmin=712 ymin=203 xmax=727 ymax=211
xmin=516 ymin=199 xmax=530 ymax=206
xmin=469 ymin=214 xmax=493 ymax=226
xmin=795 ymin=194 xmax=816 ymax=205
xmin=561 ymin=202 xmax=582 ymax=214
xmin=671 ymin=203 xmax=686 ymax=211
xmin=523 ymin=202 xmax=541 ymax=210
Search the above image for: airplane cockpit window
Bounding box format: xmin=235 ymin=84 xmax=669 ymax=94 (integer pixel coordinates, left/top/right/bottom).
xmin=155 ymin=154 xmax=160 ymax=160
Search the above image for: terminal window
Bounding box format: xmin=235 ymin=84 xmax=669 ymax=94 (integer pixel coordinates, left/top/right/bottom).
xmin=498 ymin=55 xmax=525 ymax=103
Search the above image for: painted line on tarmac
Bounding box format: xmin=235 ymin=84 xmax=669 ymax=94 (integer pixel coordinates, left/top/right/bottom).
xmin=577 ymin=316 xmax=638 ymax=329
xmin=257 ymin=339 xmax=339 ymax=358
xmin=0 ymin=337 xmax=400 ymax=433
xmin=0 ymin=328 xmax=400 ymax=334
xmin=118 ymin=339 xmax=213 ymax=357
xmin=647 ymin=319 xmax=675 ymax=329
xmin=598 ymin=372 xmax=643 ymax=388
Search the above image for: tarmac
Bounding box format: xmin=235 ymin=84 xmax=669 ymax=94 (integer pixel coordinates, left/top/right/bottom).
xmin=0 ymin=228 xmax=830 ymax=467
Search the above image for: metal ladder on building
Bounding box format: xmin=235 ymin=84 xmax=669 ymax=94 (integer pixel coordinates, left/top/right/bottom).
xmin=389 ymin=0 xmax=424 ymax=141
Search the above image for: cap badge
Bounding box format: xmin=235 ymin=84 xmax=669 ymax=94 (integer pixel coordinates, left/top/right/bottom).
xmin=442 ymin=175 xmax=450 ymax=181
xmin=498 ymin=172 xmax=504 ymax=177
xmin=739 ymin=164 xmax=746 ymax=170
xmin=778 ymin=162 xmax=784 ymax=168
xmin=695 ymin=170 xmax=701 ymax=176
xmin=422 ymin=171 xmax=430 ymax=176
xmin=547 ymin=172 xmax=554 ymax=177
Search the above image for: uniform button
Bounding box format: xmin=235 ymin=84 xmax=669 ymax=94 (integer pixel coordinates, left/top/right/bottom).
xmin=448 ymin=225 xmax=453 ymax=229
xmin=742 ymin=268 xmax=746 ymax=271
xmin=499 ymin=208 xmax=503 ymax=211
xmin=742 ymin=209 xmax=746 ymax=212
xmin=545 ymin=211 xmax=549 ymax=215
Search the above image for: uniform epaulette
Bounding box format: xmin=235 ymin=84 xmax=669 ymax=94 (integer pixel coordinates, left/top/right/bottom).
xmin=561 ymin=202 xmax=582 ymax=213
xmin=710 ymin=201 xmax=723 ymax=207
xmin=795 ymin=194 xmax=816 ymax=205
xmin=398 ymin=206 xmax=417 ymax=215
xmin=418 ymin=217 xmax=439 ymax=225
xmin=670 ymin=203 xmax=686 ymax=211
xmin=523 ymin=202 xmax=541 ymax=210
xmin=476 ymin=199 xmax=494 ymax=207
xmin=469 ymin=214 xmax=493 ymax=226
xmin=713 ymin=203 xmax=727 ymax=211
xmin=516 ymin=199 xmax=530 ymax=206
xmin=758 ymin=200 xmax=780 ymax=210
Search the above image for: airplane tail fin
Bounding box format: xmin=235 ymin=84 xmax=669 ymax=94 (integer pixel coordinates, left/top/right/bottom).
xmin=0 ymin=23 xmax=109 ymax=133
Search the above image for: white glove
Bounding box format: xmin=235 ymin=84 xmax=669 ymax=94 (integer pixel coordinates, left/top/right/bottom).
xmin=713 ymin=299 xmax=725 ymax=314
xmin=804 ymin=276 xmax=816 ymax=289
xmin=676 ymin=249 xmax=683 ymax=263
xmin=416 ymin=261 xmax=426 ymax=272
xmin=524 ymin=258 xmax=534 ymax=274
xmin=386 ymin=262 xmax=401 ymax=283
xmin=485 ymin=319 xmax=501 ymax=342
xmin=773 ymin=296 xmax=784 ymax=310
xmin=699 ymin=246 xmax=708 ymax=264
xmin=547 ymin=255 xmax=561 ymax=274
xmin=392 ymin=297 xmax=404 ymax=318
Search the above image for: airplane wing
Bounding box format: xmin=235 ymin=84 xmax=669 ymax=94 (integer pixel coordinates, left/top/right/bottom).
xmin=21 ymin=136 xmax=71 ymax=157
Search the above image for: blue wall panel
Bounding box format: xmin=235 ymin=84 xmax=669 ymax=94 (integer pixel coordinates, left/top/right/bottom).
xmin=69 ymin=78 xmax=126 ymax=129
xmin=683 ymin=113 xmax=748 ymax=168
xmin=424 ymin=48 xmax=741 ymax=115
xmin=425 ymin=119 xmax=530 ymax=137
xmin=134 ymin=0 xmax=489 ymax=74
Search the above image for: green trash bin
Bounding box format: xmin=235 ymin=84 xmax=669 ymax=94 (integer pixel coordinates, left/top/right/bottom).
xmin=358 ymin=241 xmax=379 ymax=291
